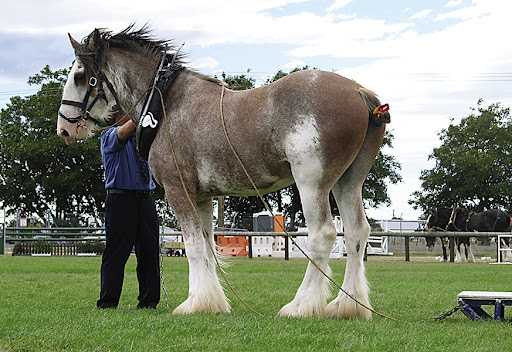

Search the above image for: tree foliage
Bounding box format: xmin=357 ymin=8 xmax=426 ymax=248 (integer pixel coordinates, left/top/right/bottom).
xmin=409 ymin=101 xmax=512 ymax=212
xmin=0 ymin=65 xmax=105 ymax=225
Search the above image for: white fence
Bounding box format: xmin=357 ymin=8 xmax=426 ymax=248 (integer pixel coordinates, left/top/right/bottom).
xmin=497 ymin=235 xmax=512 ymax=263
xmin=251 ymin=216 xmax=391 ymax=258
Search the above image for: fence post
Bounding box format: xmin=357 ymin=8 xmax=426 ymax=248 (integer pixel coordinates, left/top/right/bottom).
xmin=284 ymin=235 xmax=289 ymax=261
xmin=0 ymin=223 xmax=5 ymax=256
xmin=404 ymin=236 xmax=410 ymax=262
xmin=449 ymin=237 xmax=455 ymax=262
xmin=248 ymin=235 xmax=253 ymax=258
xmin=497 ymin=236 xmax=500 ymax=263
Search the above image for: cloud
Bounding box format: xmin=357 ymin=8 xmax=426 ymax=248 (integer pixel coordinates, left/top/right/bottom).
xmin=280 ymin=59 xmax=307 ymax=71
xmin=436 ymin=1 xmax=492 ymax=21
xmin=190 ymin=56 xmax=219 ymax=70
xmin=444 ymin=0 xmax=464 ymax=8
xmin=326 ymin=0 xmax=352 ymax=12
xmin=1 ymin=0 xmax=511 ymax=219
xmin=409 ymin=9 xmax=432 ymax=20
xmin=330 ymin=1 xmax=512 ymax=218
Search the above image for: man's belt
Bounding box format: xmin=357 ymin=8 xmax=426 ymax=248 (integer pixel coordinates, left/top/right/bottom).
xmin=107 ymin=189 xmax=152 ymax=195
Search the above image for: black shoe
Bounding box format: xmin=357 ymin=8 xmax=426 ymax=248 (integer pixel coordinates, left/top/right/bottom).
xmin=97 ymin=301 xmax=118 ymax=309
xmin=137 ymin=303 xmax=157 ymax=309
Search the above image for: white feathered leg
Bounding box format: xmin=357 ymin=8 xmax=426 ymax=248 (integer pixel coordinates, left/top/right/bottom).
xmin=278 ymin=185 xmax=336 ymax=318
xmin=326 ymin=182 xmax=372 ymax=320
xmin=173 ymin=199 xmax=230 ymax=315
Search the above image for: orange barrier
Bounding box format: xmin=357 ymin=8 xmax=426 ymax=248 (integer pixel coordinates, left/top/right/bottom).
xmin=273 ymin=214 xmax=284 ymax=232
xmin=216 ymin=235 xmax=248 ymax=256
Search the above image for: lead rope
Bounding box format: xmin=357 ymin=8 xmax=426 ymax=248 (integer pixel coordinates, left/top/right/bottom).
xmin=159 ymin=213 xmax=170 ymax=308
xmin=218 ymin=85 xmax=396 ymax=321
xmin=154 ymin=87 xmax=264 ymax=317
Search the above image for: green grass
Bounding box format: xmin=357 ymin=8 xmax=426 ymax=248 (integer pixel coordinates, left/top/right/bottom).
xmin=0 ymin=256 xmax=511 ymax=352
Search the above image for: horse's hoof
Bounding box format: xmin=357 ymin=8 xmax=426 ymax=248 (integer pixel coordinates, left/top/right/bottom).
xmin=278 ymin=299 xmax=325 ymax=318
xmin=325 ymin=293 xmax=372 ymax=320
xmin=172 ymin=295 xmax=231 ymax=315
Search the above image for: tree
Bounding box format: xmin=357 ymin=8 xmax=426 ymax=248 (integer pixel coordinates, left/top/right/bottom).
xmin=409 ymin=101 xmax=512 ymax=213
xmin=220 ymin=71 xmax=255 ymax=90
xmin=0 ymin=65 xmax=105 ymax=225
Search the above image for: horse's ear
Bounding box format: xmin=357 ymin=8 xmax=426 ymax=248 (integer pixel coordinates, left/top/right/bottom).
xmin=68 ymin=33 xmax=82 ymax=53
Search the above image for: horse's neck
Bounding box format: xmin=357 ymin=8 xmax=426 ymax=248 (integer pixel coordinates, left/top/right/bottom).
xmin=105 ymin=51 xmax=158 ymax=113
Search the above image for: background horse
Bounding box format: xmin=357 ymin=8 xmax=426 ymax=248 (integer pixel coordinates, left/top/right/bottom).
xmin=445 ymin=207 xmax=474 ymax=262
xmin=467 ymin=209 xmax=512 ymax=261
xmin=57 ymin=26 xmax=389 ymax=319
xmin=425 ymin=207 xmax=451 ymax=261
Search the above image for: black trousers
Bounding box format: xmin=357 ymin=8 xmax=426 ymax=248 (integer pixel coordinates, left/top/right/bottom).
xmin=97 ymin=192 xmax=160 ymax=308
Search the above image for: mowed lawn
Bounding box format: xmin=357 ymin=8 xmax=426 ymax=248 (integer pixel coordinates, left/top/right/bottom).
xmin=0 ymin=256 xmax=511 ymax=352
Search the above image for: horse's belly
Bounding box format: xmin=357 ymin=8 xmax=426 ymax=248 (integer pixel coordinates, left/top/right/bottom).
xmin=196 ymin=157 xmax=293 ymax=196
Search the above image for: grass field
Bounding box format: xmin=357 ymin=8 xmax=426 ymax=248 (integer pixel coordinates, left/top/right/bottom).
xmin=0 ymin=256 xmax=511 ymax=352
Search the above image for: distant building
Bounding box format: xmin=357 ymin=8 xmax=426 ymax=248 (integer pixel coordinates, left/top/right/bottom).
xmin=377 ymin=219 xmax=425 ymax=232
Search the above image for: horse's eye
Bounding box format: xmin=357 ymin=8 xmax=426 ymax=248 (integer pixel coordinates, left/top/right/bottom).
xmin=74 ymin=69 xmax=86 ymax=85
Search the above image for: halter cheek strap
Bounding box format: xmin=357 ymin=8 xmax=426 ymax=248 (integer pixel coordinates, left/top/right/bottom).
xmin=59 ymin=73 xmax=116 ymax=126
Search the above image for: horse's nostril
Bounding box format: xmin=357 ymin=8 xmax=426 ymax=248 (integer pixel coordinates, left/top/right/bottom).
xmin=60 ymin=129 xmax=70 ymax=137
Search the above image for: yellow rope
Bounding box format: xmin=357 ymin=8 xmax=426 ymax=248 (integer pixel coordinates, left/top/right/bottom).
xmin=155 ymin=87 xmax=264 ymax=317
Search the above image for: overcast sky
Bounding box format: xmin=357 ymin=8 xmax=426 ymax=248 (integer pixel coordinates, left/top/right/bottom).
xmin=1 ymin=0 xmax=511 ymax=220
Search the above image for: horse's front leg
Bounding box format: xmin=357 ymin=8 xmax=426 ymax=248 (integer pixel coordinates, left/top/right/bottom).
xmin=167 ymin=193 xmax=230 ymax=314
xmin=441 ymin=238 xmax=449 ymax=262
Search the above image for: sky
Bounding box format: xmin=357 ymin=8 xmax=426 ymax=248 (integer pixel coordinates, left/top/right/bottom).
xmin=1 ymin=0 xmax=511 ymax=221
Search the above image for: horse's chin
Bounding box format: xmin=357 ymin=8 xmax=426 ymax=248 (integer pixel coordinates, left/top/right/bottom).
xmin=62 ymin=136 xmax=77 ymax=145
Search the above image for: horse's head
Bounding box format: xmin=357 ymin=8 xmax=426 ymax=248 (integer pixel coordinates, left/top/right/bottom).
xmin=425 ymin=208 xmax=439 ymax=231
xmin=57 ymin=30 xmax=122 ymax=143
xmin=425 ymin=207 xmax=453 ymax=231
xmin=447 ymin=207 xmax=470 ymax=231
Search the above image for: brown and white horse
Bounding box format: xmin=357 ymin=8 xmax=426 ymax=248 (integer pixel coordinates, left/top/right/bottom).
xmin=57 ymin=27 xmax=389 ymax=319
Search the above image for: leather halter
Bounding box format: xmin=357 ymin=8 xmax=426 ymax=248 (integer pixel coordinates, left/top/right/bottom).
xmin=59 ymin=55 xmax=121 ymax=126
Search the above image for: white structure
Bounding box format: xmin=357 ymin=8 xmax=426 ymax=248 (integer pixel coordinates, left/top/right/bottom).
xmin=377 ymin=219 xmax=424 ymax=232
xmin=252 ymin=236 xmax=273 ymax=257
xmin=273 ymin=217 xmax=345 ymax=258
xmin=366 ymin=236 xmax=390 ymax=255
xmin=256 ymin=216 xmax=400 ymax=258
xmin=497 ymin=235 xmax=512 ymax=263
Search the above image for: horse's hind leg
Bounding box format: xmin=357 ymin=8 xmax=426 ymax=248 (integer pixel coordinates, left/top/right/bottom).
xmin=441 ymin=238 xmax=448 ymax=262
xmin=167 ymin=193 xmax=230 ymax=314
xmin=454 ymin=239 xmax=463 ymax=263
xmin=326 ymin=179 xmax=372 ymax=319
xmin=466 ymin=239 xmax=475 ymax=262
xmin=278 ymin=170 xmax=336 ymax=318
xmin=325 ymin=126 xmax=385 ymax=320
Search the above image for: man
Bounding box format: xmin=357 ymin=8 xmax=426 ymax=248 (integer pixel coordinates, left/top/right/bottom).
xmin=96 ymin=108 xmax=160 ymax=309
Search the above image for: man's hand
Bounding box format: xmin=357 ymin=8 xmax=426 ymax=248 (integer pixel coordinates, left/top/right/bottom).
xmin=116 ymin=118 xmax=137 ymax=141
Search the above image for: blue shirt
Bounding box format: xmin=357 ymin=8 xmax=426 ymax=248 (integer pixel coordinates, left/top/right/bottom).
xmin=100 ymin=127 xmax=156 ymax=191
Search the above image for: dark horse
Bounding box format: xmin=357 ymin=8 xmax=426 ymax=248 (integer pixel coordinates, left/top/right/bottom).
xmin=467 ymin=209 xmax=512 ymax=261
xmin=432 ymin=207 xmax=512 ymax=262
xmin=425 ymin=207 xmax=452 ymax=261
xmin=446 ymin=207 xmax=474 ymax=262
xmin=56 ymin=26 xmax=389 ymax=319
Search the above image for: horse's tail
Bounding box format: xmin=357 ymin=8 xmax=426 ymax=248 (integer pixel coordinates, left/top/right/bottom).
xmin=358 ymin=87 xmax=391 ymax=127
